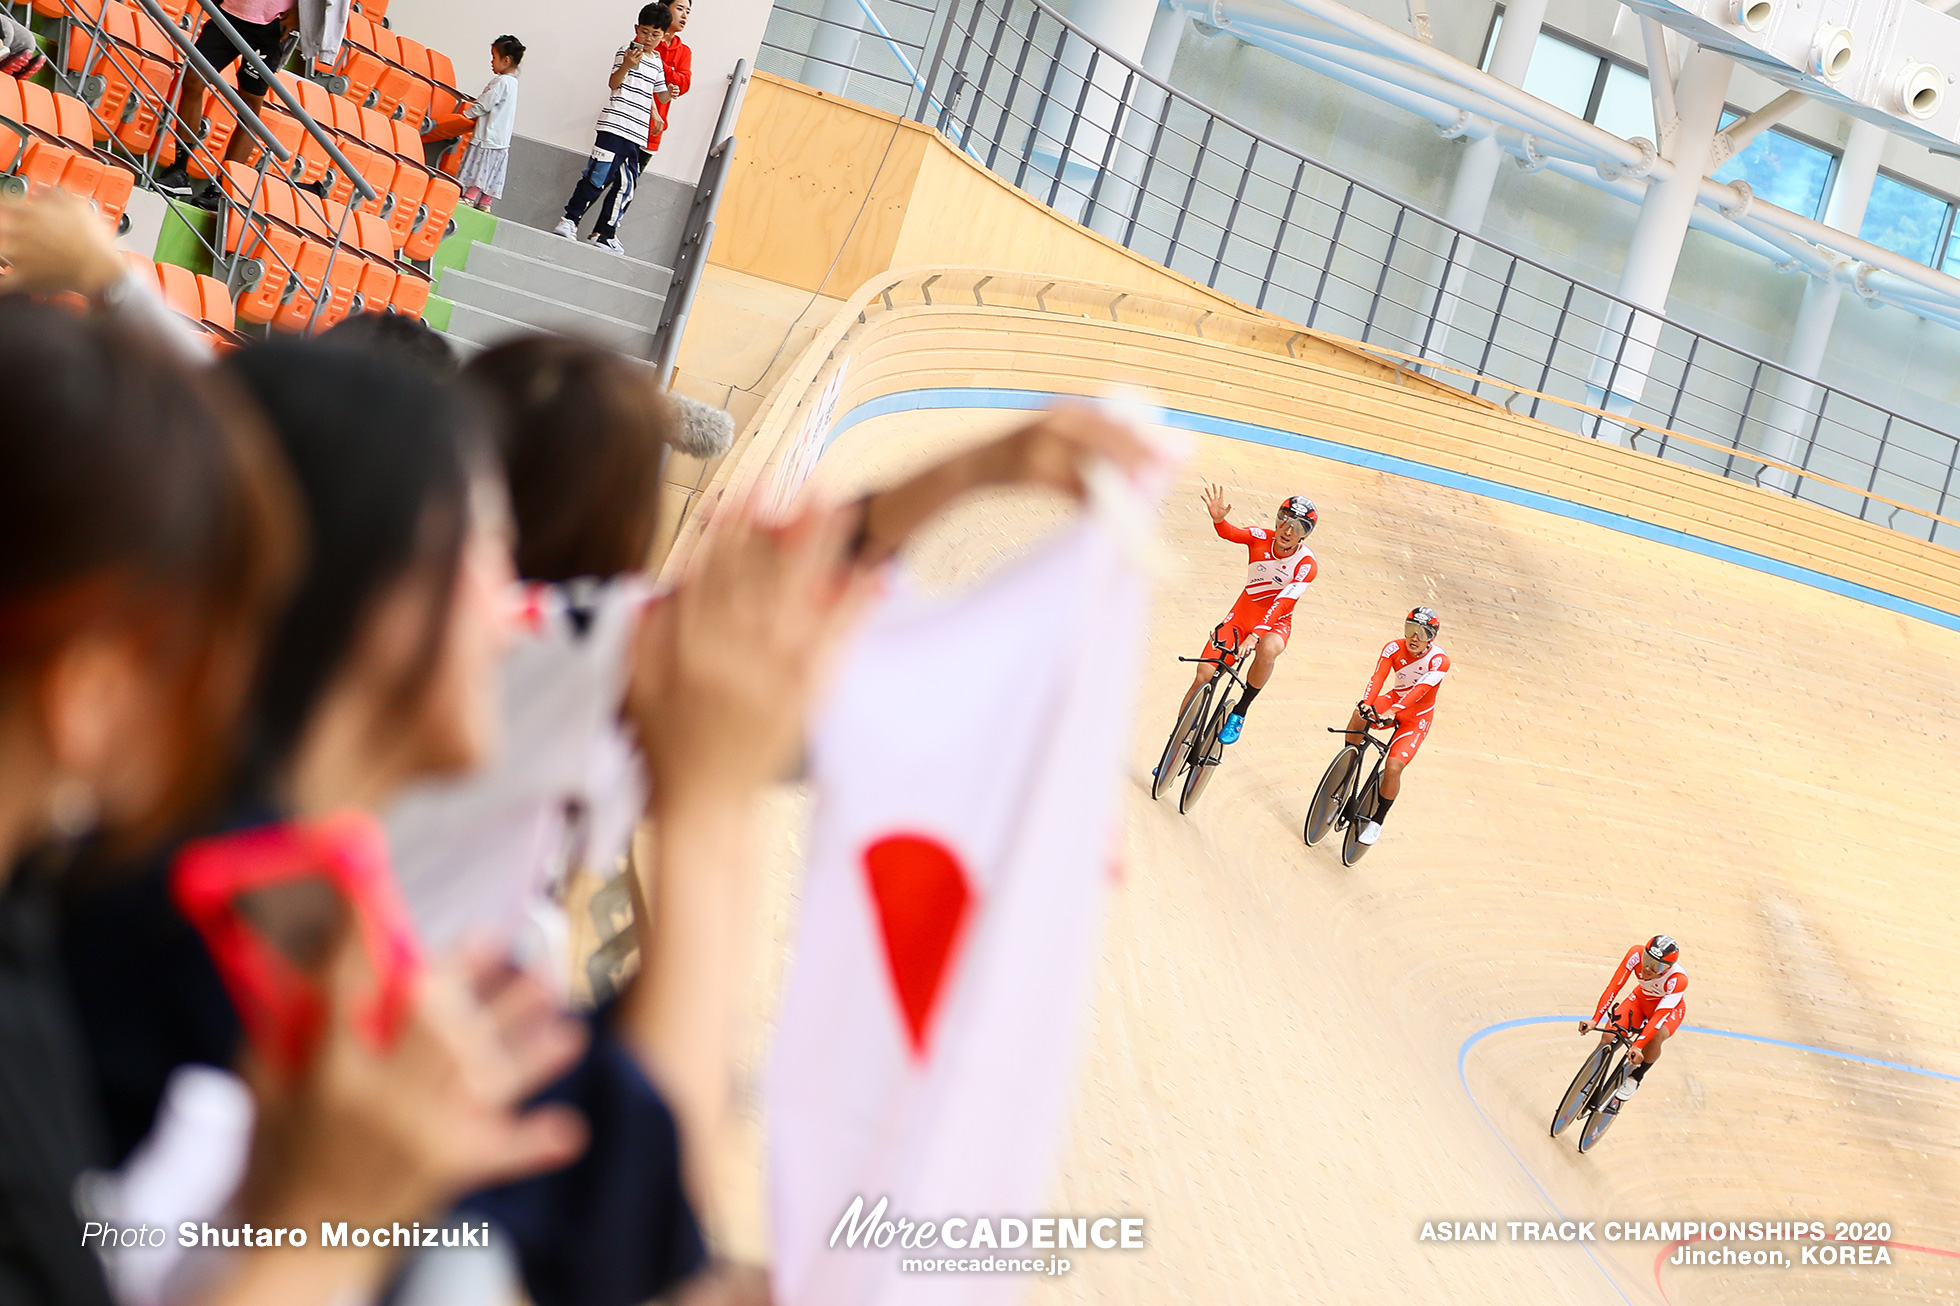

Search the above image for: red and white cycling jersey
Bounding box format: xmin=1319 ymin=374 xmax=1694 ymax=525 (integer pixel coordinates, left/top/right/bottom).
xmin=1591 ymin=944 xmax=1688 ymax=1048
xmin=1362 ymin=637 xmax=1450 ymax=722
xmin=1214 ymin=520 xmax=1317 ymax=633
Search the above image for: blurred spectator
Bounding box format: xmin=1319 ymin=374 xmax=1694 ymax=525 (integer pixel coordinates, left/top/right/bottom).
xmin=56 ymin=339 xmax=833 ymax=1306
xmin=0 ymin=301 xmax=583 ymax=1306
xmin=553 ymin=4 xmax=672 ymax=254
xmin=0 ymin=191 xmax=211 ymax=365
xmin=323 ymin=310 xmax=458 ymax=377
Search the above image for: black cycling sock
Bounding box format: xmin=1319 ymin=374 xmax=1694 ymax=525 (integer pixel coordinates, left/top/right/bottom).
xmin=1233 ymin=685 xmax=1261 ymax=718
xmin=1370 ymin=795 xmax=1395 ymax=824
xmin=1630 ymin=1060 xmax=1651 ymax=1083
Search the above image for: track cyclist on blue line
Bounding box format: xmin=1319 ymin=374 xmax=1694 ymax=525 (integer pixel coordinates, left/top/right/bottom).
xmin=1580 ymin=934 xmax=1688 ymax=1113
xmin=1179 ymin=484 xmax=1319 ymax=747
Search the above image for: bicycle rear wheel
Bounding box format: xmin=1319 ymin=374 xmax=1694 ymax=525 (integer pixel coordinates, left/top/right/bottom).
xmin=1304 ymin=746 xmax=1359 ymax=846
xmin=1577 ymin=1058 xmax=1630 ymax=1152
xmin=1178 ymin=689 xmax=1238 ymax=814
xmin=1550 ymin=1044 xmax=1611 ymax=1138
xmin=1152 ymin=684 xmax=1210 ymax=801
xmin=1340 ymin=769 xmax=1383 ymax=866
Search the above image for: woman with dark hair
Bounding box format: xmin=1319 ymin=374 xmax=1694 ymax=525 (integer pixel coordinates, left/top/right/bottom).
xmin=61 ymin=335 xmax=871 ymax=1306
xmin=0 ymin=303 xmax=583 ymax=1306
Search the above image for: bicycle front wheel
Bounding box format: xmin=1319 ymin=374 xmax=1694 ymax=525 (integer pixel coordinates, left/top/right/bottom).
xmin=1577 ymin=1059 xmax=1630 ymax=1153
xmin=1340 ymin=769 xmax=1383 ymax=866
xmin=1152 ymin=685 xmax=1210 ymax=801
xmin=1178 ymin=689 xmax=1237 ymax=814
xmin=1304 ymin=746 xmax=1360 ymax=846
xmin=1551 ymin=1044 xmax=1611 ymax=1138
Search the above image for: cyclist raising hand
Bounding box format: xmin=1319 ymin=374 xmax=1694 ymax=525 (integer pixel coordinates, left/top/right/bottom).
xmin=1174 ymin=483 xmax=1319 ymax=747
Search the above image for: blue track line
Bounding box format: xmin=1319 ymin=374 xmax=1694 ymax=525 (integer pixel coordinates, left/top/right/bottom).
xmin=1455 ymin=1016 xmax=1636 ymax=1305
xmin=825 ymin=387 xmax=1960 ymax=634
xmin=1457 ymin=1016 xmax=1960 ymax=1305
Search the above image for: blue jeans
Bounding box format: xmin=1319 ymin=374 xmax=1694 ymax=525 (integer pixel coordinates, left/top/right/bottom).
xmin=563 ymin=131 xmax=645 ymax=240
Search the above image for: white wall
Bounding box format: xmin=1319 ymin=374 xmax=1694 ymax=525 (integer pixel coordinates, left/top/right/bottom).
xmin=393 ymin=0 xmax=774 ymax=182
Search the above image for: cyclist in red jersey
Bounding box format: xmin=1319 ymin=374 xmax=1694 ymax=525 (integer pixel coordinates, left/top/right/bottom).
xmin=1579 ymin=934 xmax=1687 ymax=1112
xmin=1344 ymin=606 xmax=1448 ymax=845
xmin=1174 ymin=484 xmax=1318 ymax=748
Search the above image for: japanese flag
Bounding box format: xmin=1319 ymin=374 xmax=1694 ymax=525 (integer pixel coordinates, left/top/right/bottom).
xmin=767 ymin=497 xmax=1155 ymax=1306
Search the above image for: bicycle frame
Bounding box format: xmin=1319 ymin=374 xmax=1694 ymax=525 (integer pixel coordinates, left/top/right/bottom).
xmin=1176 ymin=622 xmax=1254 ymax=695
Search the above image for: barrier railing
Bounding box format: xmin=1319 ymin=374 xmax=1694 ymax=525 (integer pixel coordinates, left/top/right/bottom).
xmin=757 ymin=0 xmax=1960 ymax=550
xmin=652 ymin=57 xmax=749 ymax=385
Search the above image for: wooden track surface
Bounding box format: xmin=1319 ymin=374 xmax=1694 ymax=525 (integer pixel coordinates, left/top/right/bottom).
xmin=722 ymin=402 xmax=1960 ymax=1305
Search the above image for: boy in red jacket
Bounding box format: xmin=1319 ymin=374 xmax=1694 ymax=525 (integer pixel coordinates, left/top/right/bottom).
xmin=590 ymin=0 xmax=692 ymax=251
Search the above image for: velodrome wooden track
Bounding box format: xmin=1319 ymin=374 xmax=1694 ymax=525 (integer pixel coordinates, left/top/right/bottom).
xmin=698 ymin=272 xmax=1960 ymax=1305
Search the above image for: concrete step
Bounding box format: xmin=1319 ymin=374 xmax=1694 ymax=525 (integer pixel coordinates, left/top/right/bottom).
xmin=436 ymin=271 xmax=656 ymax=354
xmin=461 ymin=243 xmax=668 ymax=325
xmin=443 ymin=301 xmax=559 ymax=353
xmin=490 ymin=219 xmax=674 ymax=293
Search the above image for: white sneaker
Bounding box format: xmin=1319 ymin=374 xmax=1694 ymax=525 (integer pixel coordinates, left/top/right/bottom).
xmin=1614 ymin=1078 xmax=1639 ymax=1102
xmin=590 ymin=234 xmax=625 ymax=254
xmin=1357 ymin=821 xmax=1382 ymax=846
xmin=551 ymin=218 xmax=578 ymax=239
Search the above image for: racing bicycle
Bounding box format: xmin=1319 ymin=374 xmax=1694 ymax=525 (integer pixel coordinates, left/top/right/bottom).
xmin=1550 ymin=1013 xmax=1643 ymax=1152
xmin=1151 ymin=625 xmax=1252 ymax=814
xmin=1302 ymin=705 xmax=1393 ymax=866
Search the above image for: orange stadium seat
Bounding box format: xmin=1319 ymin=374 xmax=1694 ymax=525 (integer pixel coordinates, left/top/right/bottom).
xmin=0 ymin=79 xmax=135 ymax=225
xmin=113 ymin=7 xmax=183 ymax=156
xmin=331 ymin=16 xmax=388 ymax=105
xmin=388 ymin=263 xmax=430 ymax=319
xmin=221 ymin=164 xmax=305 ymax=326
xmin=346 ymin=208 xmax=398 ymax=315
xmin=195 ymin=271 xmax=236 ymax=336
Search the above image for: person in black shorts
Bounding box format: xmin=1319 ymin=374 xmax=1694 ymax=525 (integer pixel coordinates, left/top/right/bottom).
xmin=153 ymin=0 xmax=297 ymax=206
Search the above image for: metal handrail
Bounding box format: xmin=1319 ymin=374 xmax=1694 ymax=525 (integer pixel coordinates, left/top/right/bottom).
xmin=651 ymin=58 xmax=751 ymax=383
xmin=758 ymin=0 xmax=1960 ymax=549
xmin=189 ymin=0 xmax=374 ymax=202
xmin=128 ymin=0 xmax=288 ymax=161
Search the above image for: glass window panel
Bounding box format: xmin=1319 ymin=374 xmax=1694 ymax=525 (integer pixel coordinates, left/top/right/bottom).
xmin=1859 ymin=172 xmax=1948 ymax=265
xmin=1592 ymin=63 xmax=1654 ymax=140
xmin=1482 ymin=12 xmax=1502 ymax=69
xmin=1518 ymin=34 xmax=1601 ymax=120
xmin=1939 ymin=226 xmax=1960 ymax=277
xmin=1713 ymin=118 xmax=1835 ymax=220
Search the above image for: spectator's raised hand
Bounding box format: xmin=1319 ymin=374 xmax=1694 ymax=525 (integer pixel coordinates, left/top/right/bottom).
xmin=0 ymin=189 xmax=124 ymax=299
xmin=850 ymin=402 xmax=1160 ymax=564
xmin=239 ymin=939 xmax=589 ymax=1236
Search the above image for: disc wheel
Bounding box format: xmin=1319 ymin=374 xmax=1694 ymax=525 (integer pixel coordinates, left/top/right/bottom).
xmin=1577 ymin=1059 xmax=1630 ymax=1153
xmin=1304 ymin=746 xmax=1360 ymax=846
xmin=1152 ymin=685 xmax=1210 ymax=801
xmin=1178 ymin=689 xmax=1237 ymax=814
xmin=1340 ymin=769 xmax=1383 ymax=866
xmin=1551 ymin=1044 xmax=1610 ymax=1138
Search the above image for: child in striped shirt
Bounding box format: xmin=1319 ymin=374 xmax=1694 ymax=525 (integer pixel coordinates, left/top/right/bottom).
xmin=553 ymin=3 xmax=673 ymax=254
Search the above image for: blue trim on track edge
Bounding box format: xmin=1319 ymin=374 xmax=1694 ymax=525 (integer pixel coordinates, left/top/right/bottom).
xmin=826 ymin=387 xmax=1960 ymax=634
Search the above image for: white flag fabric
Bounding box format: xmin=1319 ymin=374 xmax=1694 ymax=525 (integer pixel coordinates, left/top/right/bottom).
xmin=768 ymin=510 xmax=1152 ymax=1306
